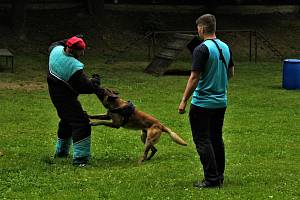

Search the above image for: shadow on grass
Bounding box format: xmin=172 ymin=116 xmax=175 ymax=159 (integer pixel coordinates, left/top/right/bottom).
xmin=173 ymin=178 xmax=244 ymax=190
xmin=91 ymin=155 xmax=139 ymax=169
xmin=269 ymin=85 xmax=283 ymax=90
xmin=270 ymin=84 xmax=300 ymax=91
xmin=91 ymin=153 xmax=169 ymax=169
xmin=41 ymin=153 xmax=167 ymax=169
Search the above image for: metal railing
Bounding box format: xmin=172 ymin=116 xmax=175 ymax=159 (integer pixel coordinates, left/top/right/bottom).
xmin=147 ymin=29 xmax=284 ymax=63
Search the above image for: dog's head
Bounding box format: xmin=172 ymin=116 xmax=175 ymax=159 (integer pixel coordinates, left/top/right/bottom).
xmin=96 ymin=87 xmax=119 ymax=109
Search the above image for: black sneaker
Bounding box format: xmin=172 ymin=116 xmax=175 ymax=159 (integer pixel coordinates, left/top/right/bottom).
xmin=193 ymin=179 xmax=221 ymax=189
xmin=72 ymin=156 xmax=89 ymax=167
xmin=73 ymin=163 xmax=88 ymax=167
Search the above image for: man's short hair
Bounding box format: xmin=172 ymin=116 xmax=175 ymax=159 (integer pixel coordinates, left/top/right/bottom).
xmin=196 ymin=14 xmax=216 ymax=34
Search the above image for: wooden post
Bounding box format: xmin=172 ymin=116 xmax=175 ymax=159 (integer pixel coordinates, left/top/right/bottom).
xmin=255 ymin=30 xmax=257 ymax=63
xmin=249 ymin=31 xmax=252 ymax=62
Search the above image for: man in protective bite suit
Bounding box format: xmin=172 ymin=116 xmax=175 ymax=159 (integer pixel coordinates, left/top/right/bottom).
xmin=47 ymin=35 xmax=101 ymax=166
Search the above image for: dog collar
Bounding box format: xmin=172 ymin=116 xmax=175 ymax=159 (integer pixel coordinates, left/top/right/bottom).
xmin=109 ymin=101 xmax=135 ymax=126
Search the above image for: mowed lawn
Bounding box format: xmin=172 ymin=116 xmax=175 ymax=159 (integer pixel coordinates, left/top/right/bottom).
xmin=0 ymin=54 xmax=299 ymax=199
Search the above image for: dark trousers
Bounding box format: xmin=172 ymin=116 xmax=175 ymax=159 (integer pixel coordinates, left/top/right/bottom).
xmin=189 ymin=104 xmax=226 ymax=182
xmin=47 ymin=77 xmax=91 ymax=143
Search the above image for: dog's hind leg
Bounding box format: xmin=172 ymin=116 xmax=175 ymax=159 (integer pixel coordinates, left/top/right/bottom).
xmin=146 ymin=146 xmax=157 ymax=161
xmin=139 ymin=141 xmax=152 ymax=164
xmin=140 ymin=130 xmax=157 ymax=161
xmin=140 ymin=129 xmax=147 ymax=144
xmin=139 ymin=127 xmax=161 ymax=163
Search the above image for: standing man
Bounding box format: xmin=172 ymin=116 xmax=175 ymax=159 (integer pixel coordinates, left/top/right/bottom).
xmin=178 ymin=14 xmax=234 ymax=188
xmin=47 ymin=35 xmax=101 ymax=166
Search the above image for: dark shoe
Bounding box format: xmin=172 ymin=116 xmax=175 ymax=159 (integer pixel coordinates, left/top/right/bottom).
xmin=73 ymin=163 xmax=88 ymax=167
xmin=54 ymin=152 xmax=70 ymax=158
xmin=72 ymin=156 xmax=89 ymax=167
xmin=193 ymin=179 xmax=221 ymax=189
xmin=220 ymin=178 xmax=224 ymax=186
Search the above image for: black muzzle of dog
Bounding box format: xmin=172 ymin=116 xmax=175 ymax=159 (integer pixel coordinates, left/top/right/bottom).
xmin=95 ymin=87 xmax=106 ymax=101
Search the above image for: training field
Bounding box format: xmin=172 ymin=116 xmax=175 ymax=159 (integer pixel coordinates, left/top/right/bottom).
xmin=0 ymin=55 xmax=299 ymax=199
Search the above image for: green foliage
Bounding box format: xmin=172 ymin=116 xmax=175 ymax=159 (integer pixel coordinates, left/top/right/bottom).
xmin=0 ymin=55 xmax=299 ymax=199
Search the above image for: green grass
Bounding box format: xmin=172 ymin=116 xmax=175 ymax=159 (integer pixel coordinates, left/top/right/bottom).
xmin=0 ymin=54 xmax=299 ymax=199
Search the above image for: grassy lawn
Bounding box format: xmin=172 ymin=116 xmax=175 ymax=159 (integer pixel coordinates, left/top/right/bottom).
xmin=0 ymin=54 xmax=299 ymax=199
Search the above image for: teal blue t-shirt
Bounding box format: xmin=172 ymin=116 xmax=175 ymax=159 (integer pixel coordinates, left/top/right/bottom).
xmin=191 ymin=39 xmax=231 ymax=108
xmin=49 ymin=46 xmax=84 ymax=81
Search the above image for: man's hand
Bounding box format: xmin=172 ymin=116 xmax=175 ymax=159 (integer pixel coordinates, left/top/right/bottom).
xmin=91 ymin=74 xmax=101 ymax=88
xmin=178 ymin=100 xmax=187 ymax=114
xmin=178 ymin=71 xmax=200 ymax=114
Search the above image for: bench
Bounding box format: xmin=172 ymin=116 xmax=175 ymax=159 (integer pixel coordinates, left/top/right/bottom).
xmin=0 ymin=49 xmax=14 ymax=72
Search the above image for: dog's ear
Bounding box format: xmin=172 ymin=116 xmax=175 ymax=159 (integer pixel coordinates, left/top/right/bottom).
xmin=106 ymin=88 xmax=119 ymax=95
xmin=112 ymin=90 xmax=119 ymax=95
xmin=107 ymin=95 xmax=118 ymax=102
xmin=92 ymin=74 xmax=100 ymax=79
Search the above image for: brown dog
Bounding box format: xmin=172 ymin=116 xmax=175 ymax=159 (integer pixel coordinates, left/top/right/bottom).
xmin=89 ymin=88 xmax=187 ymax=163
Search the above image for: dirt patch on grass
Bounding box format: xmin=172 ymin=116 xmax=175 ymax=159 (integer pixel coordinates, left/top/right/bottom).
xmin=0 ymin=81 xmax=47 ymax=91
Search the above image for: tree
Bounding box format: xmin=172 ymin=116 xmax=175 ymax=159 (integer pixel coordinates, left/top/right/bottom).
xmin=204 ymin=0 xmax=218 ymax=14
xmin=11 ymin=0 xmax=27 ymax=38
xmin=85 ymin=0 xmax=105 ymax=43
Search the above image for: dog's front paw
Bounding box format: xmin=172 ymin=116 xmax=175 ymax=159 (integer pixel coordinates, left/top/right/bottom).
xmin=89 ymin=122 xmax=98 ymax=126
xmin=83 ymin=111 xmax=90 ymax=118
xmin=138 ymin=156 xmax=147 ymax=165
xmin=138 ymin=159 xmax=144 ymax=165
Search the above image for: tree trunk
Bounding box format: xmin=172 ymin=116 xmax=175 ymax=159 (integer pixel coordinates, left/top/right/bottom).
xmin=11 ymin=0 xmax=27 ymax=38
xmin=86 ymin=0 xmax=104 ymax=18
xmin=86 ymin=0 xmax=104 ymax=46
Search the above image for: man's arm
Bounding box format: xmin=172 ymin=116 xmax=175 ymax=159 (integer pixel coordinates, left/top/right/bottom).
xmin=178 ymin=43 xmax=207 ymax=114
xmin=48 ymin=39 xmax=67 ymax=54
xmin=178 ymin=70 xmax=201 ymax=114
xmin=68 ymin=70 xmax=100 ymax=94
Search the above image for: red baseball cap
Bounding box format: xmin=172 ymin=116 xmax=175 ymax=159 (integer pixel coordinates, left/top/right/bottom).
xmin=66 ymin=36 xmax=86 ymax=50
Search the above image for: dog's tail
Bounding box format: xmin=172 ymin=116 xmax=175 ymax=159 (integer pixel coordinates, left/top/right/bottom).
xmin=162 ymin=126 xmax=187 ymax=146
